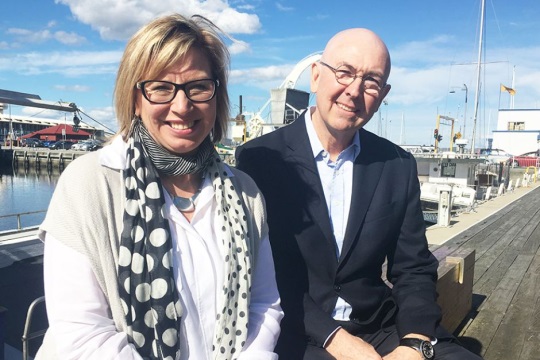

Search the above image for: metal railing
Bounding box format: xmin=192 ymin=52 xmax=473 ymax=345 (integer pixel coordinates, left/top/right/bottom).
xmin=22 ymin=296 xmax=47 ymax=360
xmin=0 ymin=210 xmax=47 ymax=232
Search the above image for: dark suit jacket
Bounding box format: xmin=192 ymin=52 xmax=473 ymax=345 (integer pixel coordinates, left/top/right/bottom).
xmin=236 ymin=112 xmax=441 ymax=359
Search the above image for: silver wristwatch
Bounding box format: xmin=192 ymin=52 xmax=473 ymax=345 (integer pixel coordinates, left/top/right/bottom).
xmin=399 ymin=338 xmax=435 ymax=359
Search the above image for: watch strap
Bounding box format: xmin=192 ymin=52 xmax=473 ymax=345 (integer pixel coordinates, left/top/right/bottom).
xmin=399 ymin=338 xmax=434 ymax=359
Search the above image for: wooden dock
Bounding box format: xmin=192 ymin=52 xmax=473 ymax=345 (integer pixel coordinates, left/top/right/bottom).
xmin=430 ymin=184 xmax=540 ymax=359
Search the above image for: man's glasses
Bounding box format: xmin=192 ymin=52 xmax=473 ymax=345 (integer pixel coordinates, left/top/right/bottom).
xmin=136 ymin=78 xmax=219 ymax=104
xmin=319 ymin=61 xmax=384 ymax=95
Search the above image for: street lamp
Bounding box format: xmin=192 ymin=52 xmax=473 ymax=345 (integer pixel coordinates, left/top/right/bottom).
xmin=382 ymin=100 xmax=388 ymax=138
xmin=449 ymin=84 xmax=468 ymax=138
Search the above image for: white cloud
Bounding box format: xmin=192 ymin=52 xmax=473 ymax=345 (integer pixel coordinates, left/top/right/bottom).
xmin=54 ymin=84 xmax=91 ymax=92
xmin=391 ymin=35 xmax=463 ymax=67
xmin=231 ymin=64 xmax=294 ymax=86
xmin=8 ymin=28 xmax=53 ymax=43
xmin=237 ymin=4 xmax=255 ymax=11
xmin=0 ymin=50 xmax=122 ymax=77
xmin=54 ymin=31 xmax=87 ymax=45
xmin=7 ymin=26 xmax=86 ymax=46
xmin=229 ymin=40 xmax=251 ymax=55
xmin=209 ymin=8 xmax=261 ymax=34
xmin=276 ymin=3 xmax=294 ymax=12
xmin=83 ymin=106 xmax=117 ymax=132
xmin=20 ymin=108 xmax=66 ymax=119
xmin=54 ymin=0 xmax=262 ymax=41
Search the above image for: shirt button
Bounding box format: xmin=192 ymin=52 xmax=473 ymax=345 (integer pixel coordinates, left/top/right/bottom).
xmin=334 ymin=284 xmax=341 ymax=292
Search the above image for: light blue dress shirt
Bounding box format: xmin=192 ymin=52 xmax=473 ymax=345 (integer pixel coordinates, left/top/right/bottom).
xmin=304 ymin=108 xmax=360 ymax=320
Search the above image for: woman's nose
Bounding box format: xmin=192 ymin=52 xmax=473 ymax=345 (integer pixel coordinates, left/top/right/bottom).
xmin=170 ymin=89 xmax=193 ymax=113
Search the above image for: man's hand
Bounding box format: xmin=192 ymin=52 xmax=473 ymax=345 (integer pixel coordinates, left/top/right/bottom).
xmin=382 ymin=346 xmax=422 ymax=360
xmin=324 ymin=328 xmax=383 ymax=360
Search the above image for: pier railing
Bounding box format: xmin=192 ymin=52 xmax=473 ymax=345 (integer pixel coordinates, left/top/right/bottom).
xmin=0 ymin=210 xmax=47 ymax=232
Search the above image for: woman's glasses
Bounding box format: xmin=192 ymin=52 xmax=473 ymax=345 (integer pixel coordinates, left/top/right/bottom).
xmin=136 ymin=79 xmax=219 ymax=104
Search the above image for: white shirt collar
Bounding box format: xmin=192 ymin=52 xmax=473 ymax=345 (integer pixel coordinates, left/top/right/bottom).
xmin=304 ymin=106 xmax=361 ymax=160
xmin=99 ymin=136 xmax=130 ymax=170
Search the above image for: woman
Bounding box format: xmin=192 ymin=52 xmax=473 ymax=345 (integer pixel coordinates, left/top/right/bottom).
xmin=38 ymin=13 xmax=282 ymax=360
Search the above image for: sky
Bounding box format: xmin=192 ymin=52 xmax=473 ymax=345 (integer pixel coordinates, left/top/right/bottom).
xmin=1 ymin=0 xmax=540 ymax=146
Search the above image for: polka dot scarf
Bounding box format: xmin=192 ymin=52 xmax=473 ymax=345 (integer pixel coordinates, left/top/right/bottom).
xmin=118 ymin=119 xmax=252 ymax=360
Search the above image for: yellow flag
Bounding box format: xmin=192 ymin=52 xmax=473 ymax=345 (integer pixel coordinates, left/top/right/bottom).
xmin=500 ymin=84 xmax=516 ymax=95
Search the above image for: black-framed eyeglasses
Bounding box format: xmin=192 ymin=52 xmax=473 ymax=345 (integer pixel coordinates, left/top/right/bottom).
xmin=136 ymin=78 xmax=219 ymax=104
xmin=319 ymin=61 xmax=385 ymax=95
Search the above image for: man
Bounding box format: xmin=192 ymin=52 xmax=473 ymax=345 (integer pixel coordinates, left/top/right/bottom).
xmin=236 ymin=29 xmax=482 ymax=360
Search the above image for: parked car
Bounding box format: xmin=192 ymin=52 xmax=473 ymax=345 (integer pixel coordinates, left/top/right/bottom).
xmin=479 ymin=148 xmax=513 ymax=164
xmin=22 ymin=138 xmax=44 ymax=148
xmin=71 ymin=139 xmax=104 ymax=151
xmin=86 ymin=139 xmax=104 ymax=151
xmin=71 ymin=140 xmax=91 ymax=151
xmin=509 ymin=151 xmax=540 ymax=167
xmin=49 ymin=140 xmax=75 ymax=150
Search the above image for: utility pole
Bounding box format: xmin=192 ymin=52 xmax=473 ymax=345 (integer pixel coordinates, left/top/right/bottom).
xmin=462 ymin=84 xmax=468 ymax=139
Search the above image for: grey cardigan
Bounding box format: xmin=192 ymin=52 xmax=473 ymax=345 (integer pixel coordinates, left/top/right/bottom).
xmin=37 ymin=149 xmax=268 ymax=358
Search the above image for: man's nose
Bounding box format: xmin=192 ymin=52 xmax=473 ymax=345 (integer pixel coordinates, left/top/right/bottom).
xmin=345 ymin=77 xmax=365 ymax=97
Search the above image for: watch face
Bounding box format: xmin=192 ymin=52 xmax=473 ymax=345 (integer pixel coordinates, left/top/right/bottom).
xmin=421 ymin=342 xmax=435 ymax=359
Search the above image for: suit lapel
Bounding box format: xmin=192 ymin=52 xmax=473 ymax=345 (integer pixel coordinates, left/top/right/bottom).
xmin=339 ymin=131 xmax=385 ymax=264
xmin=283 ymin=115 xmax=335 ymax=248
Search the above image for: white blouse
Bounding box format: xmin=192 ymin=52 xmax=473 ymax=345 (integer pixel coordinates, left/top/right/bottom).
xmin=43 ymin=148 xmax=282 ymax=359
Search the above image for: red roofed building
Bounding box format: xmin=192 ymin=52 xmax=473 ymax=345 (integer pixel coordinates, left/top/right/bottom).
xmin=21 ymin=124 xmax=92 ymax=142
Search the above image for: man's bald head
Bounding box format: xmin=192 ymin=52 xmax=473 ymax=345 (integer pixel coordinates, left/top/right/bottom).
xmin=322 ymin=28 xmax=391 ymax=81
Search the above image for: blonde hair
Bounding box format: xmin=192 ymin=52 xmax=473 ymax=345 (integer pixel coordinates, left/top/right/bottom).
xmin=114 ymin=13 xmax=230 ymax=143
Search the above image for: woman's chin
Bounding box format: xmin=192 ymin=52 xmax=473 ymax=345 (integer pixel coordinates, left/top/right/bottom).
xmin=165 ymin=140 xmax=200 ymax=156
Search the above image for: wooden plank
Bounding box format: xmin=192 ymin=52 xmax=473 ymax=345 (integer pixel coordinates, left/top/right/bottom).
xmin=381 ymin=247 xmax=476 ymax=333
xmin=474 ymin=249 xmax=519 ymax=296
xmin=482 ymin=254 xmax=540 ymax=359
xmin=470 ymin=201 xmax=537 ymax=285
xmin=430 ymin=244 xmax=460 ymax=260
xmin=522 ymin=215 xmax=540 ymax=255
xmin=437 ymin=186 xmax=540 ymax=358
xmin=459 ymin=254 xmax=534 ymax=357
xmin=436 ymin=249 xmax=475 ymax=332
xmin=509 ymin=208 xmax=540 ymax=252
xmin=455 ymin=203 xmax=526 ymax=266
xmin=518 ymin=332 xmax=540 ymax=360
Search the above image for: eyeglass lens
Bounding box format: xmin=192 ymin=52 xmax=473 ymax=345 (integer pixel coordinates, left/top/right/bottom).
xmin=321 ymin=62 xmax=382 ymax=95
xmin=141 ymin=79 xmax=216 ymax=103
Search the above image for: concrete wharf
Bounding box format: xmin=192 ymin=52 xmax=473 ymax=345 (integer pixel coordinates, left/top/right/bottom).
xmin=0 ymin=147 xmax=85 ymax=171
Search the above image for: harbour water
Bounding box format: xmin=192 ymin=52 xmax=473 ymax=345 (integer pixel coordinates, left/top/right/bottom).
xmin=0 ymin=166 xmax=59 ymax=231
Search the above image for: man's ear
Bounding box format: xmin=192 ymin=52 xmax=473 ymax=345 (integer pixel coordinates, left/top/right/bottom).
xmin=376 ymin=84 xmax=391 ymax=110
xmin=310 ymin=62 xmax=321 ymax=93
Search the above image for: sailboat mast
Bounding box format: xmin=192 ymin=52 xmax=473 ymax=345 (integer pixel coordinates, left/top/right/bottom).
xmin=399 ymin=112 xmax=405 ymax=145
xmin=470 ymin=0 xmax=485 ymax=155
